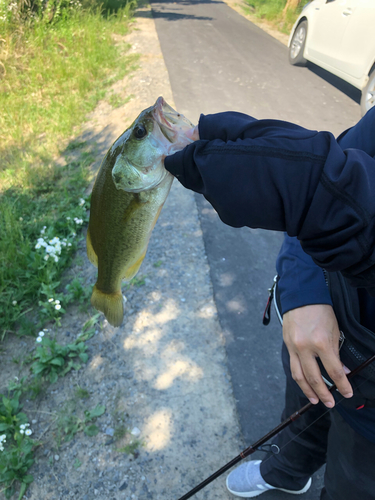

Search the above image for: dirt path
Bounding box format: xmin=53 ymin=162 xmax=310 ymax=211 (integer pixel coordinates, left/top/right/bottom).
xmin=2 ymin=5 xmax=243 ymax=500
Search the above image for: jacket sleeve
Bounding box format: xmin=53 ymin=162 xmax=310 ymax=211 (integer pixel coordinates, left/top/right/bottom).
xmin=164 ymin=108 xmax=375 ymax=292
xmin=276 ymin=109 xmax=375 ymax=312
xmin=276 ymin=235 xmax=332 ymax=315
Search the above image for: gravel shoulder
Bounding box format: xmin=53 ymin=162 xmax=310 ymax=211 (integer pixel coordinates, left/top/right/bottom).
xmin=1 ymin=5 xmax=243 ymax=500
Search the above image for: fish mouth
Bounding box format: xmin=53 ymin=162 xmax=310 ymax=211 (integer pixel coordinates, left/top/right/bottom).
xmin=153 ymin=97 xmax=181 ymax=143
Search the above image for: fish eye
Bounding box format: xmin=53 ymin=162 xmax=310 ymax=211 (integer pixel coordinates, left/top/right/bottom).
xmin=133 ymin=124 xmax=147 ymax=140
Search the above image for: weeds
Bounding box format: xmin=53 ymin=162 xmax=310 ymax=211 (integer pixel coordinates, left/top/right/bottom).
xmin=0 ymin=316 xmax=102 ymax=497
xmin=31 ymin=335 xmax=88 ymax=384
xmin=124 ymin=275 xmax=147 ymax=290
xmin=0 ymin=386 xmax=35 ymax=499
xmin=243 ymin=0 xmax=310 ymax=33
xmin=75 ymin=386 xmax=90 ymax=399
xmin=55 ymin=401 xmax=105 ymax=447
xmin=0 ymin=0 xmax=138 ymax=341
xmin=116 ymin=438 xmax=143 ymax=457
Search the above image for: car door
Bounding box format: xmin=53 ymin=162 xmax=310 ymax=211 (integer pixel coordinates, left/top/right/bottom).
xmin=335 ymin=0 xmax=375 ymax=82
xmin=306 ymin=0 xmax=351 ymax=67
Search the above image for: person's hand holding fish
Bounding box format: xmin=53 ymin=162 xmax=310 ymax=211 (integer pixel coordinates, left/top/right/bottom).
xmin=87 ymin=97 xmax=197 ymax=327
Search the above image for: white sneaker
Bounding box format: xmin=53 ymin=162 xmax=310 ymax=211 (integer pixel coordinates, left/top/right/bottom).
xmin=226 ymin=460 xmax=312 ymax=498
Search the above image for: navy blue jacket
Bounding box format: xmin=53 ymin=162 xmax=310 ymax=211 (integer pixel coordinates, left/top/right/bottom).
xmin=165 ymin=108 xmax=375 ymax=442
xmin=165 ymin=107 xmax=375 ymax=295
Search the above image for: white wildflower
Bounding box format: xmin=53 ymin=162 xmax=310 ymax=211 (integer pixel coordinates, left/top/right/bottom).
xmin=79 ymin=198 xmax=85 ymax=206
xmin=38 ymin=331 xmax=45 ymax=337
xmin=44 ymin=255 xmax=49 ymax=261
xmin=55 ymin=299 xmax=60 ymax=304
xmin=12 ymin=300 xmax=17 ymax=306
xmin=36 ymin=337 xmax=43 ymax=343
xmin=66 ymin=216 xmax=71 ymax=220
xmin=25 ymin=429 xmax=32 ymax=436
xmin=0 ymin=435 xmax=6 ymax=451
xmin=55 ymin=304 xmax=61 ymax=311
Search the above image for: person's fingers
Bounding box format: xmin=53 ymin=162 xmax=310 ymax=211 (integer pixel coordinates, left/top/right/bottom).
xmin=319 ymin=350 xmax=353 ymax=398
xmin=298 ymin=352 xmax=336 ymax=407
xmin=186 ymin=125 xmax=199 ymax=141
xmin=289 ymin=353 xmax=320 ymax=405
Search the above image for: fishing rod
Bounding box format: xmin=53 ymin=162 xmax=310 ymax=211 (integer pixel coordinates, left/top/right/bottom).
xmin=177 ymin=352 xmax=375 ymax=500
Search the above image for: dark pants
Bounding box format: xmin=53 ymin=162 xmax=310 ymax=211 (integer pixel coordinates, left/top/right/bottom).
xmin=260 ymin=344 xmax=375 ymax=500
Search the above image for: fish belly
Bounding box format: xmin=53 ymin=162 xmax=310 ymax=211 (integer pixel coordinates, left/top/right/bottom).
xmin=88 ymin=175 xmax=172 ymax=326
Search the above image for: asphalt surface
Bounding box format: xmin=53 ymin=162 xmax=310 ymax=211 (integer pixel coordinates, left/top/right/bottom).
xmin=147 ymin=0 xmax=363 ymax=497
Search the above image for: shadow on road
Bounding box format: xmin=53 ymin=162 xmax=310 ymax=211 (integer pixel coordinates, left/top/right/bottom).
xmin=136 ymin=9 xmax=213 ymax=21
xmin=306 ymin=62 xmax=362 ymax=105
xmin=142 ymin=0 xmax=225 ymax=22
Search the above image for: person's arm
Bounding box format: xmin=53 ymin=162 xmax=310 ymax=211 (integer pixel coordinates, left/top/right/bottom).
xmin=165 ymin=109 xmax=375 ymax=292
xmin=277 ymin=236 xmax=351 ymax=407
xmin=337 ymin=107 xmax=375 ymax=155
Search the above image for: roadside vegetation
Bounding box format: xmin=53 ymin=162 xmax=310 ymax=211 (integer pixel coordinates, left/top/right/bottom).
xmin=0 ymin=0 xmax=138 ymax=341
xmin=0 ymin=0 xmax=139 ymax=496
xmin=243 ymin=0 xmax=310 ymax=33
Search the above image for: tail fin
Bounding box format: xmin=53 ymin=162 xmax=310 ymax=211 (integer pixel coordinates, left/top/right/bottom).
xmin=91 ymin=285 xmax=124 ymax=327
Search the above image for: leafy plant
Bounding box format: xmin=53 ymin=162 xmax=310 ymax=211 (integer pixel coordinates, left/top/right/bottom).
xmin=0 ymin=434 xmax=34 ymax=500
xmin=65 ymin=278 xmax=92 ymax=305
xmin=0 ymin=386 xmax=35 ymax=499
xmin=0 ymin=395 xmax=28 ymax=439
xmin=55 ymin=402 xmax=105 ymax=446
xmin=31 ymin=337 xmax=88 ymax=384
xmin=75 ymin=386 xmax=90 ymax=399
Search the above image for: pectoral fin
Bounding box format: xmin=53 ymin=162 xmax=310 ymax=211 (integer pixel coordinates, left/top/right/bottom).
xmin=86 ymin=229 xmax=98 ymax=268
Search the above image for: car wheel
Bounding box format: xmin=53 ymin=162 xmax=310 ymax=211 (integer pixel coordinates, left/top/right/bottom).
xmin=289 ymin=21 xmax=307 ymax=66
xmin=360 ymin=69 xmax=375 ymax=115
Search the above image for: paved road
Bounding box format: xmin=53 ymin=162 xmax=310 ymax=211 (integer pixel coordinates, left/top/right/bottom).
xmin=148 ymin=0 xmax=362 ymax=497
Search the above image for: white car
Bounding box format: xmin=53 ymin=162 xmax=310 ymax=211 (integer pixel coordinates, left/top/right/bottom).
xmin=288 ymin=0 xmax=375 ymax=115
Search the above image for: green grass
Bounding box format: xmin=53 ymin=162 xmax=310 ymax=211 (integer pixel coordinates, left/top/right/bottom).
xmin=243 ymin=0 xmax=310 ymax=33
xmin=0 ymin=1 xmax=139 ymax=340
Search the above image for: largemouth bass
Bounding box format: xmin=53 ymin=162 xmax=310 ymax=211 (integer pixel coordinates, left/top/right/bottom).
xmin=87 ymin=97 xmax=195 ymax=327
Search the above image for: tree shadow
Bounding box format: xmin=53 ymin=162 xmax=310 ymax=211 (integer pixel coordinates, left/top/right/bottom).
xmin=135 ymin=9 xmax=214 ymax=22
xmin=136 ymin=0 xmax=224 ymax=22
